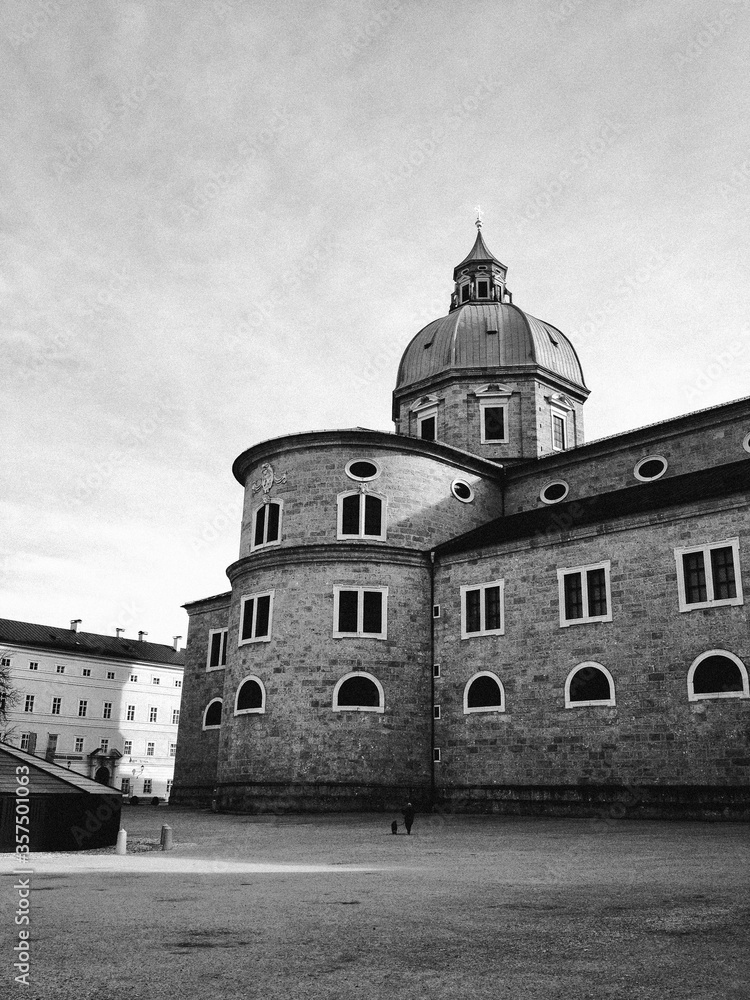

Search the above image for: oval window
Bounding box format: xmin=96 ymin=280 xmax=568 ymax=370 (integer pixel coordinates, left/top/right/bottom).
xmin=451 ymin=479 xmax=474 ymax=503
xmin=634 ymin=456 xmax=668 ymax=482
xmin=540 ymin=481 xmax=569 ymax=504
xmin=743 ymin=433 xmax=750 ymax=454
xmin=345 ymin=459 xmax=381 ymax=482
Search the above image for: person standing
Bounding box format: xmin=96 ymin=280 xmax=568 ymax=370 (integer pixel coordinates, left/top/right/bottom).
xmin=403 ymin=802 xmax=415 ymax=835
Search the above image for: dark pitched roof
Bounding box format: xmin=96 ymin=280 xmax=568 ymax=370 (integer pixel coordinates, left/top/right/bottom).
xmin=437 ymin=459 xmax=750 ymax=557
xmin=0 ymin=742 xmax=121 ymax=795
xmin=0 ymin=619 xmax=185 ymax=666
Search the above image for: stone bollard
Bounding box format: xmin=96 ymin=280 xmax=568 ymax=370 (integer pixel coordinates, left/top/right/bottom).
xmin=116 ymin=829 xmax=127 ymax=855
xmin=160 ymin=824 xmax=173 ymax=851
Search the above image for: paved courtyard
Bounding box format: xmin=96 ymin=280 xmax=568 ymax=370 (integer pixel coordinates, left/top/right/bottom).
xmin=2 ymin=806 xmax=749 ymax=999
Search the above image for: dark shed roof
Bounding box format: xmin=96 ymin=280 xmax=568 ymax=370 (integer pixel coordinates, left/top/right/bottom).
xmin=0 ymin=619 xmax=185 ymax=666
xmin=437 ymin=459 xmax=750 ymax=557
xmin=0 ymin=743 xmax=120 ymax=795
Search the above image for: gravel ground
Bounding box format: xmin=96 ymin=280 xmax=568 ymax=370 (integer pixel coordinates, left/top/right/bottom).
xmin=2 ymin=806 xmax=749 ymax=1000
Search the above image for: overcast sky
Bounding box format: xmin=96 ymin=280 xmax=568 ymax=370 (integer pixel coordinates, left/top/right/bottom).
xmin=2 ymin=0 xmax=749 ymax=644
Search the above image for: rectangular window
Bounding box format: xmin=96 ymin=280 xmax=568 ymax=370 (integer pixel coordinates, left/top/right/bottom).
xmin=418 ymin=412 xmax=436 ymax=441
xmin=149 ymin=707 xmax=158 ymax=723
xmin=169 ymin=743 xmax=177 ymax=756
xmin=166 ymin=780 xmax=173 ymax=797
xmin=461 ymin=283 xmax=470 ymax=302
xmin=433 ymin=747 xmax=442 ymax=762
xmin=333 ymin=587 xmax=388 ymax=639
xmin=20 ymin=733 xmax=31 ymax=750
xmin=433 ymin=663 xmax=441 ymax=678
xmin=121 ymin=778 xmax=131 ymax=794
xmin=207 ymin=628 xmax=228 ymax=669
xmin=1 ymin=657 xmax=10 ymax=667
xmin=433 ymin=705 xmax=441 ymax=719
xmin=172 ymin=709 xmax=180 ymax=725
xmin=338 ymin=492 xmax=385 ymax=540
xmin=124 ymin=740 xmax=132 ymax=755
xmin=78 ymin=700 xmax=88 ymax=717
xmin=82 ymin=668 xmax=91 ymax=677
xmin=143 ymin=779 xmax=152 ymax=794
xmin=239 ymin=591 xmax=274 ymax=644
xmin=100 ymin=739 xmax=109 ymax=753
xmin=126 ymin=704 xmax=135 ymax=721
xmin=107 ymin=671 xmax=115 ymax=680
xmin=51 ymin=697 xmax=62 ymax=715
xmin=461 ymin=581 xmax=505 ymax=638
xmin=552 ymin=412 xmax=567 ymax=451
xmin=558 ymin=561 xmax=612 ymax=626
xmin=29 ymin=662 xmax=38 ymax=671
xmin=103 ymin=702 xmax=112 ymax=720
xmin=252 ymin=501 xmax=282 ymax=549
xmin=146 ymin=742 xmax=155 ymax=757
xmin=24 ymin=695 xmax=34 ymax=713
xmin=130 ymin=674 xmax=138 ymax=682
xmin=75 ymin=737 xmax=84 ymax=753
xmin=152 ymin=677 xmax=160 ymax=685
xmin=56 ymin=664 xmax=65 ymax=674
xmin=477 ymin=279 xmax=489 ymax=298
xmin=174 ymin=679 xmax=182 ymax=688
xmin=479 ymin=400 xmax=508 ymax=444
xmin=675 ymin=538 xmax=743 ymax=611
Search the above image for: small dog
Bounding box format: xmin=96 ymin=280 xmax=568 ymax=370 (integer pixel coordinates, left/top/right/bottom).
xmin=391 ymin=820 xmax=398 ymax=835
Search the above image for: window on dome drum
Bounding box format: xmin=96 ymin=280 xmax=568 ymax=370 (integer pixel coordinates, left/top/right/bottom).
xmin=345 ymin=459 xmax=381 ymax=481
xmin=565 ymin=663 xmax=616 ymax=707
xmin=252 ymin=500 xmax=282 ymax=550
xmin=558 ymin=562 xmax=612 ymax=627
xmin=239 ymin=591 xmax=274 ymax=644
xmin=333 ymin=587 xmax=388 ymax=639
xmin=338 ymin=491 xmax=386 ymax=540
xmin=480 ymin=402 xmax=507 ymax=444
xmin=477 ymin=279 xmax=489 ymax=298
xmin=464 ymin=672 xmax=505 ymax=713
xmin=418 ymin=411 xmax=436 ymax=441
xmin=552 ymin=412 xmax=567 ymax=451
xmin=332 ymin=672 xmax=384 ymax=713
xmin=675 ymin=539 xmax=743 ymax=612
xmin=207 ymin=628 xmax=228 ymax=669
xmin=460 ymin=283 xmax=470 ymax=303
xmin=235 ymin=676 xmax=266 ymax=715
xmin=688 ymin=651 xmax=749 ymax=701
xmin=203 ymin=698 xmax=222 ymax=729
xmin=461 ymin=581 xmax=504 ymax=638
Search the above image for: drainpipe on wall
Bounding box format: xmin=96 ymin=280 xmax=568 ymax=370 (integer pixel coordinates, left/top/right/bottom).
xmin=429 ymin=548 xmax=436 ymax=811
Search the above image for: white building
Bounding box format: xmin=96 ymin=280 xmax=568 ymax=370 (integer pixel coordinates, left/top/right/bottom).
xmin=1 ymin=618 xmax=184 ymax=801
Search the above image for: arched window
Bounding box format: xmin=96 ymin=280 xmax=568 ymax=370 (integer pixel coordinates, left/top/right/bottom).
xmin=332 ymin=672 xmax=384 ymax=713
xmin=337 ymin=491 xmax=386 ymax=540
xmin=463 ymin=672 xmax=505 ymax=714
xmin=565 ymin=662 xmax=615 ymax=707
xmin=251 ymin=500 xmax=283 ymax=550
xmin=203 ymin=698 xmax=223 ymax=729
xmin=687 ymin=650 xmax=749 ymax=701
xmin=234 ymin=675 xmax=266 ymax=715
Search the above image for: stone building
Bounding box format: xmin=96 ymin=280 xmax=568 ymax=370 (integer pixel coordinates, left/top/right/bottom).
xmin=172 ymin=224 xmax=750 ymax=819
xmin=1 ymin=619 xmax=184 ymax=801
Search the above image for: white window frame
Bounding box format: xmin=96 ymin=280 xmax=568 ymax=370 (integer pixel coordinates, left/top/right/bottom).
xmin=100 ymin=739 xmax=109 ymax=753
xmin=479 ymin=399 xmax=509 ymax=445
xmin=206 ymin=627 xmax=229 ymax=670
xmin=687 ymin=650 xmax=749 ymax=702
xmin=172 ymin=709 xmax=180 ymax=725
xmin=149 ymin=707 xmax=158 ymax=723
xmin=336 ymin=490 xmax=387 ymax=541
xmin=124 ymin=740 xmax=132 ymax=755
xmin=143 ymin=779 xmax=153 ymax=794
xmin=239 ymin=590 xmax=275 ymax=645
xmin=250 ymin=499 xmax=283 ymax=551
xmin=674 ymin=538 xmax=743 ymax=612
xmin=564 ymin=662 xmax=616 ymax=708
xmin=51 ymin=697 xmax=62 ymax=715
xmin=460 ymin=580 xmax=505 ymax=639
xmin=74 ymin=737 xmax=84 ymax=753
xmin=56 ymin=664 xmax=65 ymax=674
xmin=126 ymin=704 xmax=135 ymax=721
xmin=234 ymin=674 xmax=267 ymax=716
xmin=551 ymin=407 xmax=568 ymax=452
xmin=463 ymin=671 xmax=506 ymax=714
xmin=332 ymin=586 xmax=388 ymax=640
xmin=78 ymin=699 xmax=88 ymax=717
xmin=20 ymin=733 xmax=31 ymax=751
xmin=332 ymin=671 xmax=385 ymax=713
xmin=557 ymin=560 xmax=612 ymax=627
xmin=202 ymin=698 xmax=223 ymax=730
xmin=102 ymin=702 xmax=112 ymax=720
xmin=24 ymin=695 xmax=35 ymax=713
xmin=146 ymin=742 xmax=155 ymax=757
xmin=417 ymin=407 xmax=437 ymax=440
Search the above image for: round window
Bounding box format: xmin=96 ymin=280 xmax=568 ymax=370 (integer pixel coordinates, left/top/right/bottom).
xmin=345 ymin=459 xmax=381 ymax=482
xmin=451 ymin=479 xmax=474 ymax=503
xmin=540 ymin=481 xmax=569 ymax=505
xmin=634 ymin=456 xmax=668 ymax=482
xmin=743 ymin=433 xmax=750 ymax=454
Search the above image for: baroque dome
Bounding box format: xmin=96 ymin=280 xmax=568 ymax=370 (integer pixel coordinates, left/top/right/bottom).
xmin=395 ymin=301 xmax=586 ymax=391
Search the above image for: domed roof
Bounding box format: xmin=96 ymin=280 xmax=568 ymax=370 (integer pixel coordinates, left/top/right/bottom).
xmin=395 ymin=301 xmax=586 ymax=390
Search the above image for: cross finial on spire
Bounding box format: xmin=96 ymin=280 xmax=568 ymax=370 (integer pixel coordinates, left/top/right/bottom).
xmin=474 ymin=204 xmax=482 ymax=229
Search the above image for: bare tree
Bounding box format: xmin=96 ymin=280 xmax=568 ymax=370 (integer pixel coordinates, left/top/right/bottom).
xmin=0 ymin=657 xmax=21 ymax=743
